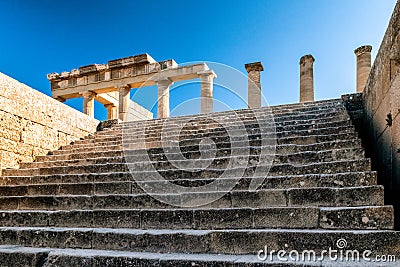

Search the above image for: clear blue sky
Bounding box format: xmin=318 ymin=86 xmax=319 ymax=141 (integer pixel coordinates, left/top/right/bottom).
xmin=0 ymin=0 xmax=396 ymax=120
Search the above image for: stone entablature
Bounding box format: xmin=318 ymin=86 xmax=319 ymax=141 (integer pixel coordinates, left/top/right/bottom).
xmin=47 ymin=54 xmax=216 ymax=120
xmin=47 ymin=54 xmax=176 ymax=95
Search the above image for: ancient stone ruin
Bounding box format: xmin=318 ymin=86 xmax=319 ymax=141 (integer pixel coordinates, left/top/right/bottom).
xmin=0 ymin=2 xmax=399 ymax=266
xmin=47 ymin=54 xmax=216 ymax=120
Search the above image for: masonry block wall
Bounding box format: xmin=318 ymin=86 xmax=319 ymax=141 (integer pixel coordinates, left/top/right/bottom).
xmin=363 ymin=0 xmax=400 ymax=227
xmin=0 ymin=72 xmax=99 ymax=169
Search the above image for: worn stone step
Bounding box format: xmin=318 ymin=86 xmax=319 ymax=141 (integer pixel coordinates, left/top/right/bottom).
xmin=57 ymin=129 xmax=357 ymax=156
xmin=0 ymin=245 xmax=326 ymax=267
xmin=1 ymin=158 xmax=371 ymax=177
xmin=5 ymin=245 xmax=397 ymax=267
xmin=96 ymin=118 xmax=352 ymax=139
xmin=99 ymin=113 xmax=350 ymax=135
xmin=0 ymin=171 xmax=377 ymax=196
xmin=71 ymin=129 xmax=356 ymax=156
xmin=21 ymin=147 xmax=365 ymax=170
xmin=113 ymin=102 xmax=345 ymax=127
xmin=130 ymin=158 xmax=371 ymax=179
xmin=0 ymin=186 xmax=384 ymax=210
xmin=108 ymin=108 xmax=349 ymax=134
xmin=77 ymin=125 xmax=355 ymax=146
xmin=36 ymin=139 xmax=363 ymax=163
xmin=114 ymin=100 xmax=345 ymax=128
xmin=106 ymin=104 xmax=347 ymax=134
xmin=0 ymin=172 xmax=377 ymax=193
xmin=0 ymin=206 xmax=393 ymax=230
xmin=54 ymin=133 xmax=360 ymax=156
xmin=0 ymin=227 xmax=398 ymax=256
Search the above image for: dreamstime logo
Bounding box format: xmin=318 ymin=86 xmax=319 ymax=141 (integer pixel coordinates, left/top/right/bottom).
xmin=257 ymin=238 xmax=397 ymax=263
xmin=122 ymin=61 xmax=277 ymax=207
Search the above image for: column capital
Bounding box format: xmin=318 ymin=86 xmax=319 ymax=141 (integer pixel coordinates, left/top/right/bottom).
xmin=154 ymin=76 xmax=173 ymax=85
xmin=53 ymin=96 xmax=66 ymax=103
xmin=80 ymin=91 xmax=96 ymax=98
xmin=197 ymin=70 xmax=217 ymax=79
xmin=104 ymin=103 xmax=116 ymax=109
xmin=245 ymin=62 xmax=264 ymax=73
xmin=117 ymin=84 xmax=130 ymax=91
xmin=300 ymin=55 xmax=315 ymax=65
xmin=354 ymin=45 xmax=372 ymax=56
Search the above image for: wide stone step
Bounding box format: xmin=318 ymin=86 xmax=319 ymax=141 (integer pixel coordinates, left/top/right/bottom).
xmin=1 ymin=158 xmax=371 ymax=177
xmin=114 ymin=101 xmax=345 ymax=128
xmin=97 ymin=118 xmax=352 ymax=138
xmin=79 ymin=125 xmax=354 ymax=146
xmin=2 ymin=246 xmax=399 ymax=267
xmin=20 ymin=147 xmax=365 ymax=170
xmin=0 ymin=246 xmax=331 ymax=267
xmin=109 ymin=108 xmax=349 ymax=134
xmin=0 ymin=186 xmax=384 ymax=210
xmin=72 ymin=128 xmax=356 ymax=156
xmin=0 ymin=171 xmax=378 ymax=196
xmin=36 ymin=139 xmax=363 ymax=164
xmin=99 ymin=113 xmax=350 ymax=135
xmin=0 ymin=227 xmax=398 ymax=257
xmin=0 ymin=206 xmax=393 ymax=230
xmin=130 ymin=159 xmax=371 ymax=179
xmin=115 ymin=101 xmax=344 ymax=125
xmin=0 ymin=172 xmax=377 ymax=193
xmin=56 ymin=131 xmax=358 ymax=157
xmin=54 ymin=133 xmax=360 ymax=156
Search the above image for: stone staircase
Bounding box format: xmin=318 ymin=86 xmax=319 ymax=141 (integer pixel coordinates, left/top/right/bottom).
xmin=0 ymin=99 xmax=398 ymax=266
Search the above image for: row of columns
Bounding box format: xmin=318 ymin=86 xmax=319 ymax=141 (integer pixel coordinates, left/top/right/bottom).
xmin=81 ymin=45 xmax=372 ymax=119
xmin=80 ymin=71 xmax=217 ymax=121
xmin=297 ymin=45 xmax=372 ymax=102
xmin=80 ymin=91 xmax=119 ymax=120
xmin=244 ymin=45 xmax=373 ymax=106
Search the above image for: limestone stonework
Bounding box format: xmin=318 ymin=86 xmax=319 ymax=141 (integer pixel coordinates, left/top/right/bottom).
xmin=245 ymin=62 xmax=264 ymax=108
xmin=118 ymin=85 xmax=131 ymax=122
xmin=48 ymin=54 xmax=216 ymax=120
xmin=198 ymin=70 xmax=217 ymax=113
xmin=156 ymin=77 xmax=173 ymax=118
xmin=362 ymin=1 xmax=400 ymax=227
xmin=354 ymin=45 xmax=372 ymax=93
xmin=299 ymin=55 xmax=315 ymax=102
xmin=0 ymin=72 xmax=99 ymax=170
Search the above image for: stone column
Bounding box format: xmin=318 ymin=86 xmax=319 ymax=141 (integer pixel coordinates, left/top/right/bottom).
xmin=198 ymin=70 xmax=217 ymax=113
xmin=299 ymin=55 xmax=315 ymax=102
xmin=81 ymin=91 xmax=96 ymax=118
xmin=354 ymin=45 xmax=372 ymax=93
xmin=104 ymin=104 xmax=118 ymax=120
xmin=245 ymin=62 xmax=264 ymax=108
xmin=156 ymin=77 xmax=173 ymax=118
xmin=118 ymin=85 xmax=131 ymax=121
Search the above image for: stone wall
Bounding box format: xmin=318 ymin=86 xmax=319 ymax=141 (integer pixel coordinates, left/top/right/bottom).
xmin=0 ymin=72 xmax=99 ymax=170
xmin=127 ymin=101 xmax=153 ymax=121
xmin=362 ymin=0 xmax=400 ymax=228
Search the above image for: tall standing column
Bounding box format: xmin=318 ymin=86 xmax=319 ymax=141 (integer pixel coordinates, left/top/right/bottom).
xmin=104 ymin=104 xmax=118 ymax=120
xmin=245 ymin=62 xmax=264 ymax=108
xmin=118 ymin=85 xmax=131 ymax=121
xmin=198 ymin=70 xmax=217 ymax=113
xmin=156 ymin=77 xmax=173 ymax=118
xmin=354 ymin=45 xmax=372 ymax=93
xmin=299 ymin=55 xmax=315 ymax=103
xmin=81 ymin=91 xmax=96 ymax=118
